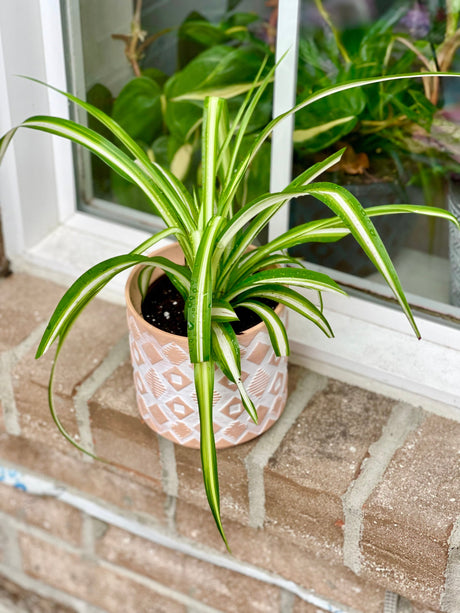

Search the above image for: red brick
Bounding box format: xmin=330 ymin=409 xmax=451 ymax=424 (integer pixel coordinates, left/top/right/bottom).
xmin=89 ymin=361 xmax=162 ymax=482
xmin=264 ymin=380 xmax=394 ymax=552
xmin=0 ymin=573 xmax=77 ymax=613
xmin=361 ymin=414 xmax=460 ymax=609
xmin=0 ymin=401 xmax=5 ymax=433
xmin=10 ymin=295 xmax=126 ymax=454
xmin=0 ymin=435 xmax=167 ymax=521
xmin=0 ymin=273 xmax=65 ymax=351
xmin=292 ymin=598 xmax=322 ymax=613
xmin=13 ymin=369 xmax=79 ymax=456
xmin=19 ymin=296 xmax=126 ymax=398
xmin=95 ymin=524 xmax=280 ymax=613
xmin=176 ymin=499 xmax=387 ymax=613
xmin=0 ymin=482 xmax=82 ymax=545
xmin=175 ymin=439 xmax=256 ymax=525
xmin=19 ymin=532 xmax=185 ymax=613
xmin=175 ymin=363 xmax=306 ymax=525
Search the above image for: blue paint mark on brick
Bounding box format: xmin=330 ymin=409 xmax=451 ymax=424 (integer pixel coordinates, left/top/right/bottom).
xmin=0 ymin=466 xmax=28 ymax=491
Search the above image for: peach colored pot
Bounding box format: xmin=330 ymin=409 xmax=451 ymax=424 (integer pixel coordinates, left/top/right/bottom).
xmin=125 ymin=242 xmax=288 ymax=449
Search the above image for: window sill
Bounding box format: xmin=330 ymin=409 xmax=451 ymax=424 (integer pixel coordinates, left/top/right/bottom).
xmin=8 ymin=210 xmax=460 ymax=417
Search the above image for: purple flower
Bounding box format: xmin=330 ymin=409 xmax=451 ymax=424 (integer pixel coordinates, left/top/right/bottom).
xmin=400 ymin=2 xmax=430 ymax=39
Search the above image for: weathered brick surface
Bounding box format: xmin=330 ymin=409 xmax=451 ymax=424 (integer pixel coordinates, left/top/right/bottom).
xmin=0 ymin=401 xmax=5 ymax=433
xmin=89 ymin=361 xmax=163 ymax=483
xmin=16 ymin=297 xmax=126 ymax=399
xmin=0 ymin=273 xmax=64 ymax=351
xmin=19 ymin=532 xmax=186 ymax=613
xmin=176 ymin=499 xmax=387 ymax=613
xmin=0 ymin=482 xmax=82 ymax=546
xmin=264 ymin=381 xmax=395 ymax=552
xmin=175 ymin=439 xmax=256 ymax=525
xmin=361 ymin=414 xmax=460 ymax=609
xmin=292 ymin=598 xmax=324 ymax=613
xmin=0 ymin=435 xmax=167 ymax=522
xmin=12 ymin=368 xmax=79 ymax=455
xmin=9 ymin=293 xmax=126 ymax=453
xmin=95 ymin=523 xmax=280 ymax=613
xmin=175 ymin=363 xmax=306 ymax=524
xmin=1 ymin=272 xmax=460 ymax=613
xmin=0 ymin=573 xmax=77 ymax=613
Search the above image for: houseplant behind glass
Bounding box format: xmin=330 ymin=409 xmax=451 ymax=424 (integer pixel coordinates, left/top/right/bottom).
xmin=1 ymin=65 xmax=459 ymax=548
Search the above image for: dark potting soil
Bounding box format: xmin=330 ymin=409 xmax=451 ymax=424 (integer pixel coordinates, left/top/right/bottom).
xmin=141 ymin=274 xmax=276 ymax=337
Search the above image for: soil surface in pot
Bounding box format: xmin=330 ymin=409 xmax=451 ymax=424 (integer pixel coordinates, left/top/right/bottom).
xmin=141 ymin=274 xmax=276 ymax=336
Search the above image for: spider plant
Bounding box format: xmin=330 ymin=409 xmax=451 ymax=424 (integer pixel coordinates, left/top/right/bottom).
xmin=1 ymin=67 xmax=459 ymax=548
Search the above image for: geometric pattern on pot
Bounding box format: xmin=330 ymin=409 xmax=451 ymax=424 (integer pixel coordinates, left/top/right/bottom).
xmin=127 ymin=312 xmax=288 ymax=449
xmin=125 ymin=242 xmax=288 ymax=450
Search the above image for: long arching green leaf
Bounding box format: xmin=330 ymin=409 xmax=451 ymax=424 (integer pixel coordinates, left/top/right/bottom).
xmin=22 ymin=77 xmax=198 ymax=229
xmin=218 ymin=55 xmax=275 ymax=199
xmin=188 ymin=216 xmax=225 ymax=363
xmin=226 ymin=252 xmax=305 ymax=290
xmin=216 ymin=188 xmax=334 ymax=256
xmin=298 ymin=183 xmax=421 ymax=336
xmin=211 ymin=300 xmax=239 ymax=322
xmin=130 ymin=228 xmax=185 ymax=257
xmin=47 ymin=338 xmax=101 ymax=458
xmin=200 ymin=98 xmax=224 ymax=229
xmin=215 ymin=149 xmax=347 ymax=292
xmin=234 ymin=284 xmax=335 ymax=338
xmin=236 ymin=300 xmax=290 ymax=356
xmin=194 ymin=360 xmax=229 ymax=550
xmin=137 ymin=258 xmax=191 ymax=302
xmin=211 ymin=322 xmax=258 ymax=423
xmin=36 ymin=253 xmax=191 ymax=358
xmin=233 ymin=203 xmax=460 ymax=286
xmin=7 ymin=116 xmax=192 ymax=236
xmin=218 ymin=71 xmax=460 ymax=215
xmin=225 ymin=267 xmax=346 ymax=302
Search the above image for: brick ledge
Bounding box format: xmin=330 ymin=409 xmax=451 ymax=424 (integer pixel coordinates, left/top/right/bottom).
xmin=0 ymin=272 xmax=459 ymax=613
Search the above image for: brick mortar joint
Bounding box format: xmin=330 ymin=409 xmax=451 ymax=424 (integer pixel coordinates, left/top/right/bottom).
xmin=73 ymin=333 xmax=130 ymax=455
xmin=0 ymin=563 xmax=107 ymax=613
xmin=341 ymin=402 xmax=426 ymax=576
xmin=5 ymin=508 xmax=223 ymax=613
xmin=0 ymin=464 xmax=361 ymax=613
xmin=244 ymin=371 xmax=328 ymax=529
xmin=441 ymin=516 xmax=460 ymax=612
xmin=0 ymin=323 xmax=47 ymax=436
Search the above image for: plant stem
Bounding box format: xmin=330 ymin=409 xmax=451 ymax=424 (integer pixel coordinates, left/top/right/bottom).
xmin=111 ymin=0 xmax=171 ymax=77
xmin=446 ymin=0 xmax=460 ymax=38
xmin=313 ymin=0 xmax=351 ymax=65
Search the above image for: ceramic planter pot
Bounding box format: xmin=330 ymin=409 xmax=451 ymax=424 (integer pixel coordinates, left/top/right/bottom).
xmin=125 ymin=242 xmax=288 ymax=449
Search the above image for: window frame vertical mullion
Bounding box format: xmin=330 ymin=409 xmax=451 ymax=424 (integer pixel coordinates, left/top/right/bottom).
xmin=268 ymin=0 xmax=301 ymax=242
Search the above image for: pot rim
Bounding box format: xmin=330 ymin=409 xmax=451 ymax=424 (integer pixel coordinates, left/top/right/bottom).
xmin=125 ymin=241 xmax=285 ymax=341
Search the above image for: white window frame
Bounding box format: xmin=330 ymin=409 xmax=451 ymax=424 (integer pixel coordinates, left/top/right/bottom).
xmin=0 ymin=0 xmax=459 ymax=415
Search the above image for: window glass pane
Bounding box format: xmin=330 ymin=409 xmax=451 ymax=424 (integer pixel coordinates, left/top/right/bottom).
xmin=71 ymin=0 xmax=273 ymax=230
xmin=290 ymin=0 xmax=460 ymax=312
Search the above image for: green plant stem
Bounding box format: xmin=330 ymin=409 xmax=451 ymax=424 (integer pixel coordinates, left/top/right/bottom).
xmin=446 ymin=0 xmax=460 ymax=38
xmin=314 ymin=0 xmax=351 ymax=65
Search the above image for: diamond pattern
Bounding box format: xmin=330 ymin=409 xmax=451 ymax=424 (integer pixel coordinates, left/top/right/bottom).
xmin=163 ymin=366 xmax=192 ymax=391
xmin=163 ymin=343 xmax=188 ymax=365
xmin=165 ymin=396 xmax=194 ymax=419
xmin=145 ymin=368 xmax=166 ymax=398
xmin=127 ymin=291 xmax=288 ymax=449
xmin=221 ymin=398 xmax=244 ymax=419
xmin=246 ymin=341 xmax=270 ymax=365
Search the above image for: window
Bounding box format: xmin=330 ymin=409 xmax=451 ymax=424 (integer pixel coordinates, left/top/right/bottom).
xmin=0 ymin=0 xmax=459 ymax=412
xmin=66 ymin=0 xmax=274 ymax=233
xmin=286 ymin=0 xmax=460 ymax=318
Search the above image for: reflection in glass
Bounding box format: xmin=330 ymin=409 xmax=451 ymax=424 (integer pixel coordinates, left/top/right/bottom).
xmin=77 ymin=0 xmax=273 ymax=217
xmin=289 ymin=0 xmax=460 ymax=307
